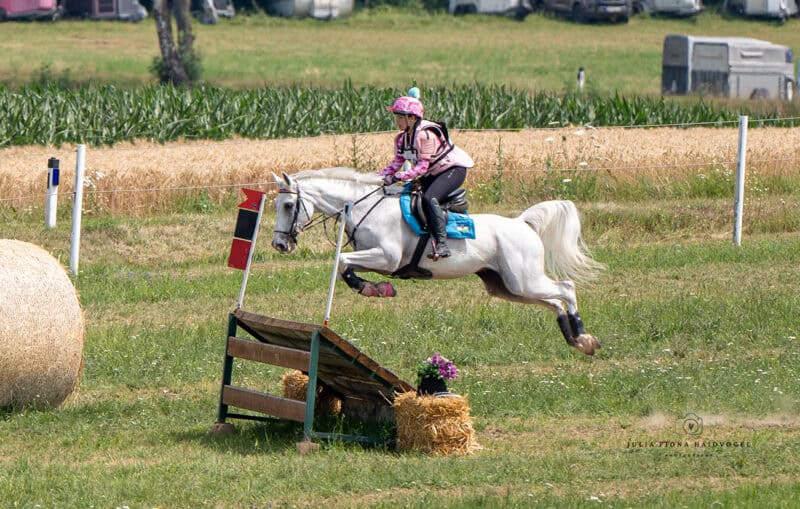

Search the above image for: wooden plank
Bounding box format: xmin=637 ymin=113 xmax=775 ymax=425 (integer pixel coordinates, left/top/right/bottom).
xmin=318 ymin=328 xmax=416 ymax=393
xmin=227 ymin=337 xmax=310 ymax=371
xmin=233 ymin=308 xmax=416 ymax=396
xmin=222 ymin=386 xmax=306 ymax=423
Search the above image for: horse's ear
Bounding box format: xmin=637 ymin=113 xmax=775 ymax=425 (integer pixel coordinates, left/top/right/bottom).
xmin=272 ymin=172 xmax=283 ymax=186
xmin=282 ymin=172 xmax=293 ymax=187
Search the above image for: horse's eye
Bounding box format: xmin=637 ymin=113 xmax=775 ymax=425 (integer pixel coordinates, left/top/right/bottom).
xmin=284 ymin=202 xmax=294 ymax=210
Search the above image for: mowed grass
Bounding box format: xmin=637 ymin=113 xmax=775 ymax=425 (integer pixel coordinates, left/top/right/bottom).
xmin=3 ymin=11 xmax=800 ymax=94
xmin=1 ymin=189 xmax=799 ymax=507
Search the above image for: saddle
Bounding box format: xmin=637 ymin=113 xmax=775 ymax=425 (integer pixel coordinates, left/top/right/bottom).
xmin=409 ymin=188 xmax=469 ymax=231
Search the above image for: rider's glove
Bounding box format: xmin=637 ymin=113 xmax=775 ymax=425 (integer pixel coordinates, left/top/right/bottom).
xmin=383 ymin=174 xmax=398 ymax=186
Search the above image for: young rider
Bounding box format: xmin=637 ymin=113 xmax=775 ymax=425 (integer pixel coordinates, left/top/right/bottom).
xmin=378 ymin=88 xmax=474 ymax=260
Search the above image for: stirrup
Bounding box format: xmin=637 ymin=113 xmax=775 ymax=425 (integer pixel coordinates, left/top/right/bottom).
xmin=427 ymin=240 xmax=451 ymax=261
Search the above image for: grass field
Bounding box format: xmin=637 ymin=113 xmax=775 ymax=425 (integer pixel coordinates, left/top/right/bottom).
xmin=2 ymin=9 xmax=800 ymax=508
xmin=1 ymin=188 xmax=799 ymax=506
xmin=3 ymin=11 xmax=800 ymax=94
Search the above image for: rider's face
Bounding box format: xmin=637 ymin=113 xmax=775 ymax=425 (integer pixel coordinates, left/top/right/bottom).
xmin=394 ymin=114 xmax=415 ymax=131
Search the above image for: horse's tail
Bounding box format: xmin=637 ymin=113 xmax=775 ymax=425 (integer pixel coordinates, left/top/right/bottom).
xmin=518 ymin=200 xmax=604 ymax=284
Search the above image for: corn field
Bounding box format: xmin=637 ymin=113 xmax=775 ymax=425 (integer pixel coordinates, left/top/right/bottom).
xmin=3 ymin=83 xmax=800 ymax=147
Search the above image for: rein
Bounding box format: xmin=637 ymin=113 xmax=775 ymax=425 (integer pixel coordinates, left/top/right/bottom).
xmin=276 ymin=184 xmax=386 ymax=249
xmin=344 ymin=186 xmax=386 ymax=249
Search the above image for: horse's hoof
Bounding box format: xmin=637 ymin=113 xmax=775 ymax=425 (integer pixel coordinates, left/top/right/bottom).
xmin=375 ymin=282 xmax=396 ymax=298
xmin=574 ymin=334 xmax=597 ymax=356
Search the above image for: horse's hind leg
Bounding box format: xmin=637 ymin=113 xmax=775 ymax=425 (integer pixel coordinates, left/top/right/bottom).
xmin=478 ymin=269 xmax=598 ymax=356
xmin=567 ymin=311 xmax=599 ymax=351
xmin=542 ymin=299 xmax=599 ymax=355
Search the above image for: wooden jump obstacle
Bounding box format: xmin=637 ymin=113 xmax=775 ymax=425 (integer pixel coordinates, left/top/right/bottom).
xmin=215 ymin=308 xmax=415 ymax=447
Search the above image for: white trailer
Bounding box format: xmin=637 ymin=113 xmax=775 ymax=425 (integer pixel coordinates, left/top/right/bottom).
xmin=266 ymin=0 xmax=353 ymax=18
xmin=662 ymin=34 xmax=795 ymax=100
xmin=724 ymin=0 xmax=798 ymax=21
xmin=449 ymin=0 xmax=533 ymax=18
xmin=638 ymin=0 xmax=702 ymax=16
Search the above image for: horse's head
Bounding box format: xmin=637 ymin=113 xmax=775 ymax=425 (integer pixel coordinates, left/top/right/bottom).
xmin=271 ymin=172 xmax=315 ymax=254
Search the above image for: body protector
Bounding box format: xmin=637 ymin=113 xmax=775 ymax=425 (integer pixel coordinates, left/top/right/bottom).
xmin=379 ymin=120 xmax=474 ymax=181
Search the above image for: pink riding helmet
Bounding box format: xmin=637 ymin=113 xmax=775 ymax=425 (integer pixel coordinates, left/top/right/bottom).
xmin=386 ymin=96 xmax=424 ymax=118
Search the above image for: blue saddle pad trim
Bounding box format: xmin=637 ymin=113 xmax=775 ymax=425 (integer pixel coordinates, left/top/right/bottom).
xmin=399 ymin=193 xmax=476 ymax=240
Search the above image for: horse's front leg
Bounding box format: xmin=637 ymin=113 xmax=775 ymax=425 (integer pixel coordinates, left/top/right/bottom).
xmin=339 ymin=248 xmax=400 ymax=298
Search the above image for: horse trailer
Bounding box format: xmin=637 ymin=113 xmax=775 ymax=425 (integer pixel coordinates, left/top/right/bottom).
xmin=662 ymin=34 xmax=795 ymax=100
xmin=63 ymin=0 xmax=147 ymax=21
xmin=192 ymin=0 xmax=234 ymax=24
xmin=448 ymin=0 xmax=533 ymax=19
xmin=265 ymin=0 xmax=353 ymax=18
xmin=0 ymin=0 xmax=61 ymax=19
xmin=724 ymin=0 xmax=798 ymax=21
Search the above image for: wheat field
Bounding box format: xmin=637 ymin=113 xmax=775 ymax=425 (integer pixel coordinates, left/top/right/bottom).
xmin=2 ymin=126 xmax=799 ymax=213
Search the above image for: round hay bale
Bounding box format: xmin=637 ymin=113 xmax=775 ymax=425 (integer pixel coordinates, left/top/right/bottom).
xmin=281 ymin=370 xmax=342 ymax=416
xmin=0 ymin=240 xmax=85 ymax=409
xmin=394 ymin=391 xmax=477 ymax=455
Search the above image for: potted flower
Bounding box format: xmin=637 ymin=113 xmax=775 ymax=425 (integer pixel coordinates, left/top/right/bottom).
xmin=416 ymin=353 xmax=458 ymax=396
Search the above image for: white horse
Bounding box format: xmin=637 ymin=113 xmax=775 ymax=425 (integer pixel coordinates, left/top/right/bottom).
xmin=270 ymin=167 xmax=604 ymax=356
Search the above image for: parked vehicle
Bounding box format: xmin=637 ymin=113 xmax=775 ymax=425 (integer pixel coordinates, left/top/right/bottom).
xmin=63 ymin=0 xmax=147 ymax=21
xmin=724 ymin=0 xmax=798 ymax=21
xmin=265 ymin=0 xmax=353 ymax=18
xmin=662 ymin=34 xmax=795 ymax=100
xmin=192 ymin=0 xmax=234 ymax=24
xmin=449 ymin=0 xmax=533 ymax=18
xmin=636 ymin=0 xmax=702 ymax=16
xmin=540 ymin=0 xmax=632 ymax=22
xmin=0 ymin=0 xmax=61 ymax=20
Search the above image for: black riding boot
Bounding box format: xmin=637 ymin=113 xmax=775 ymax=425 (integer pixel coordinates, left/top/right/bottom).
xmin=425 ymin=198 xmax=451 ymax=260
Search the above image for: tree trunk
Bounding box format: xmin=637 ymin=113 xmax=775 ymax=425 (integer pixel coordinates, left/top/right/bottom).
xmin=173 ymin=0 xmax=194 ymax=57
xmin=153 ymin=0 xmax=191 ymax=86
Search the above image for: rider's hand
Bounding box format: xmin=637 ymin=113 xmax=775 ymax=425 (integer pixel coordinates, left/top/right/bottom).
xmin=383 ymin=174 xmax=398 ymax=186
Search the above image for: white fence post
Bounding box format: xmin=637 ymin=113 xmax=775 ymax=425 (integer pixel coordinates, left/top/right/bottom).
xmin=733 ymin=116 xmax=748 ymax=247
xmin=45 ymin=157 xmax=59 ymax=229
xmin=323 ymin=202 xmax=352 ymax=328
xmin=70 ymin=145 xmax=86 ymax=276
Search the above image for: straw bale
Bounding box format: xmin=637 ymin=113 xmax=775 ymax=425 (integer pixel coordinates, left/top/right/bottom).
xmin=394 ymin=391 xmax=477 ymax=455
xmin=281 ymin=370 xmax=342 ymax=416
xmin=0 ymin=240 xmax=85 ymax=409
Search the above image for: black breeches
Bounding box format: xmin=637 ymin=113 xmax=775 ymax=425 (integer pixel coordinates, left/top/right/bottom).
xmin=419 ymin=166 xmax=467 ymax=210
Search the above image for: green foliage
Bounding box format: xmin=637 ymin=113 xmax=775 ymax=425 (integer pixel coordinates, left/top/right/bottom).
xmin=2 ymin=83 xmax=799 ymax=147
xmin=149 ymin=47 xmax=204 ymax=85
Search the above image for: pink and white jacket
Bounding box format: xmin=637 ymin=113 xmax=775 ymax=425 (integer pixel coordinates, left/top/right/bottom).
xmin=379 ymin=120 xmax=474 ymax=181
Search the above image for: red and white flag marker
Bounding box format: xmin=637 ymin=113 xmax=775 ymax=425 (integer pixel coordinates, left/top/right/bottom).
xmin=228 ymin=188 xmax=266 ymax=308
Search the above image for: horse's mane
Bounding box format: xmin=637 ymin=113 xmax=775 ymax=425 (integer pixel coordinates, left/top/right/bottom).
xmin=292 ymin=167 xmax=383 ymax=187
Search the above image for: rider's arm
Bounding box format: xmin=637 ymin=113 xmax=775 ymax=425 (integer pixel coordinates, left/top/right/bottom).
xmin=378 ymin=133 xmax=405 ymax=176
xmin=378 ymin=155 xmax=404 ymax=176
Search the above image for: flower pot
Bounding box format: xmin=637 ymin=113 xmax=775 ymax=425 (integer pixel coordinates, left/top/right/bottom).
xmin=417 ymin=376 xmax=448 ymax=396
